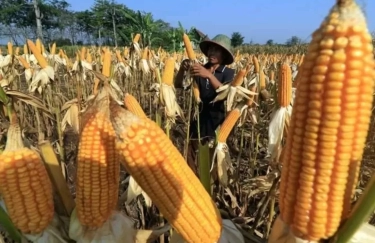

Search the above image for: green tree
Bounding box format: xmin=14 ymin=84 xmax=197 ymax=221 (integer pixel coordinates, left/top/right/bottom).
xmin=0 ymin=0 xmax=72 ymax=44
xmin=231 ymin=32 xmax=244 ymax=47
xmin=285 ymin=36 xmax=303 ymax=46
xmin=266 ymin=39 xmax=274 ymax=45
xmin=124 ymin=10 xmax=163 ymax=47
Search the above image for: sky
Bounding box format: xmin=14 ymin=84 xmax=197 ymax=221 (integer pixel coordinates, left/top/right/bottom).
xmin=68 ymin=0 xmax=375 ymax=44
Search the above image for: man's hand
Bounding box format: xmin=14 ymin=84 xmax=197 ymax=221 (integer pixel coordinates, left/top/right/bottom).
xmin=180 ymin=59 xmax=191 ymax=71
xmin=190 ymin=63 xmax=211 ymax=78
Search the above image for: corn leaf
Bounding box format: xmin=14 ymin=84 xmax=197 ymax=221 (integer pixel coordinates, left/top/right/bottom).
xmin=0 ymin=203 xmax=23 ymax=243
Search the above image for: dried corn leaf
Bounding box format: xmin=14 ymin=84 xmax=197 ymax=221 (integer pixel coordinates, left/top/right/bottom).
xmin=4 ymin=90 xmax=54 ymax=119
xmin=126 ymin=176 xmax=152 ymax=207
xmin=61 ymin=103 xmax=79 ymax=134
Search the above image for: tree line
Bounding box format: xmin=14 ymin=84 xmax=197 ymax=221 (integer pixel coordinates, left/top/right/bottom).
xmin=0 ymin=0 xmax=311 ymax=51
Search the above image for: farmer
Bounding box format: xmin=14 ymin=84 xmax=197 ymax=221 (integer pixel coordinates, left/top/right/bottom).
xmin=174 ymin=34 xmax=235 ymax=174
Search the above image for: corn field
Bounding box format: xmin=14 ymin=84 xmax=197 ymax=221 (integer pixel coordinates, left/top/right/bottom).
xmin=0 ymin=0 xmax=375 ymax=243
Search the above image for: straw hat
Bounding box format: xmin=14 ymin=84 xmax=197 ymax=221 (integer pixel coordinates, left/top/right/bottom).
xmin=199 ymin=34 xmax=234 ymax=65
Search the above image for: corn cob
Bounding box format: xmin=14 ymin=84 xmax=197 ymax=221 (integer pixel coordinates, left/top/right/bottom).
xmin=246 ymin=84 xmax=257 ymax=106
xmin=27 ymin=39 xmax=48 ymax=69
xmin=278 ymin=63 xmax=292 ymax=107
xmin=75 ymin=91 xmax=120 ymax=228
xmin=50 ymin=43 xmax=56 ymax=55
xmin=133 ymin=33 xmax=141 ymax=43
xmin=124 ymin=93 xmax=147 ymax=118
xmin=115 ymin=50 xmax=123 ymax=63
xmin=23 ymin=44 xmax=28 ymax=55
xmin=183 ymin=33 xmax=196 ymax=60
xmin=278 ymin=0 xmax=375 ymax=241
xmin=102 ymin=49 xmax=111 ymax=77
xmin=217 ymin=108 xmax=241 ymax=143
xmin=18 ymin=57 xmax=30 ymax=69
xmin=7 ymin=42 xmax=12 ymax=55
xmin=35 ymin=39 xmax=42 ymax=53
xmin=192 ymin=80 xmax=201 ymax=103
xmin=161 ymin=57 xmax=175 ymax=86
xmin=252 ymin=56 xmax=259 ymax=73
xmin=0 ymin=117 xmax=54 ymax=234
xmin=141 ymin=47 xmax=148 ymax=60
xmin=86 ymin=51 xmax=93 ymax=63
xmin=116 ymin=114 xmax=222 ymax=243
xmin=123 ymin=47 xmax=129 ymax=57
xmin=231 ymin=69 xmax=246 ymax=87
xmin=269 ymin=70 xmax=275 ymax=82
xmin=298 ymin=54 xmax=305 ymax=66
xmin=80 ymin=47 xmax=86 ymax=61
xmin=259 ymin=64 xmax=266 ymax=89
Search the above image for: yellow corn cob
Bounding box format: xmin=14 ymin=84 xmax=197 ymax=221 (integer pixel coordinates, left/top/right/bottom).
xmin=252 ymin=56 xmax=259 ymax=73
xmin=292 ymin=53 xmax=298 ymax=64
xmin=76 ymin=110 xmax=119 ymax=228
xmin=35 ymin=39 xmax=42 ymax=53
xmin=231 ymin=69 xmax=246 ymax=87
xmin=102 ymin=49 xmax=111 ymax=77
xmin=7 ymin=42 xmax=13 ymax=55
xmin=86 ymin=51 xmax=92 ymax=63
xmin=93 ymin=78 xmax=100 ymax=95
xmin=15 ymin=47 xmax=19 ymax=55
xmin=0 ymin=148 xmax=55 ymax=234
xmin=161 ymin=57 xmax=175 ymax=86
xmin=27 ymin=39 xmax=48 ymax=68
xmin=141 ymin=47 xmax=148 ymax=59
xmin=0 ymin=121 xmax=54 ymax=235
xmin=277 ymin=63 xmax=292 ymax=107
xmin=124 ymin=93 xmax=147 ymax=118
xmin=246 ymin=85 xmax=257 ymax=106
xmin=183 ymin=33 xmax=196 ymax=60
xmin=217 ymin=108 xmax=241 ymax=143
xmin=116 ymin=116 xmax=222 ymax=243
xmin=123 ymin=47 xmax=129 ymax=57
xmin=259 ymin=64 xmax=266 ymax=89
xmin=115 ymin=50 xmax=123 ymax=63
xmin=80 ymin=47 xmax=86 ymax=61
xmin=278 ymin=0 xmax=375 ymax=241
xmin=18 ymin=56 xmax=30 ymax=69
xmin=192 ymin=81 xmax=201 ymax=103
xmin=50 ymin=43 xmax=56 ymax=55
xmin=269 ymin=70 xmax=275 ymax=81
xmin=234 ymin=50 xmax=240 ymax=62
xmin=23 ymin=44 xmax=28 ymax=55
xmin=133 ymin=33 xmax=141 ymax=43
xmin=298 ymin=54 xmax=305 ymax=66
xmin=147 ymin=49 xmax=153 ymax=60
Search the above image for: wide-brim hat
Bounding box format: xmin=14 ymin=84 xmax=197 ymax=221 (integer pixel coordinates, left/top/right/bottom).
xmin=199 ymin=34 xmax=234 ymax=65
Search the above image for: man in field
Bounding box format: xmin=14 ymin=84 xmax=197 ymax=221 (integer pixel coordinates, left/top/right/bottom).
xmin=174 ymin=34 xmax=235 ymax=175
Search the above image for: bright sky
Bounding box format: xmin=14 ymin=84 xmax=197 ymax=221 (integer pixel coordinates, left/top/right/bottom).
xmin=68 ymin=0 xmax=374 ymax=44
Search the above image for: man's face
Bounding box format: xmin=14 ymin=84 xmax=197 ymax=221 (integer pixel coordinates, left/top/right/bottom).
xmin=207 ymin=45 xmax=223 ymax=64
